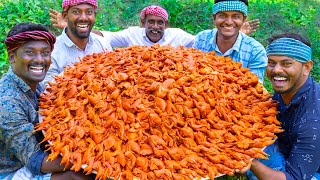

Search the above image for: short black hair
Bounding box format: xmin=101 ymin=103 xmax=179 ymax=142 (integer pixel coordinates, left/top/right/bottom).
xmin=214 ymin=0 xmax=249 ymax=6
xmin=7 ymin=22 xmax=49 ymax=37
xmin=268 ymin=33 xmax=311 ymax=47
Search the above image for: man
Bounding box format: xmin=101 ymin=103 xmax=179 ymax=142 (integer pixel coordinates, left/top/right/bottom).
xmin=244 ymin=33 xmax=320 ymax=180
xmin=0 ymin=22 xmax=90 ymax=179
xmin=193 ymin=0 xmax=267 ymax=82
xmin=42 ymin=0 xmax=112 ymax=86
xmin=49 ymin=5 xmax=259 ymax=48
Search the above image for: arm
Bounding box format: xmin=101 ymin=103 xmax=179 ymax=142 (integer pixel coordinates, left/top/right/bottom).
xmin=249 ymin=119 xmax=320 ymax=180
xmin=250 ymin=159 xmax=286 ymax=180
xmin=247 ymin=43 xmax=267 ymax=83
xmin=179 ymin=29 xmax=195 ymax=48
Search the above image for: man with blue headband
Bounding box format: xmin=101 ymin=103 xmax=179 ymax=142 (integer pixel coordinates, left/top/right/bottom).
xmin=193 ymin=0 xmax=267 ymax=82
xmin=243 ymin=33 xmax=320 ymax=180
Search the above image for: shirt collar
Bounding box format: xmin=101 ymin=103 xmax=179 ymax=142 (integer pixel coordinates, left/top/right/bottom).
xmin=62 ymin=27 xmax=93 ymax=48
xmin=6 ymin=68 xmax=43 ymax=94
xmin=210 ymin=28 xmax=243 ymax=55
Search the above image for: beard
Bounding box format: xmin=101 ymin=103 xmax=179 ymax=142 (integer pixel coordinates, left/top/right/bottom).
xmin=67 ymin=21 xmax=94 ymax=39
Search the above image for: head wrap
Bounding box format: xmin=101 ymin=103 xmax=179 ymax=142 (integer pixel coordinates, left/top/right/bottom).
xmin=140 ymin=5 xmax=168 ymax=22
xmin=212 ymin=1 xmax=248 ymax=15
xmin=62 ymin=0 xmax=98 ymax=12
xmin=4 ymin=30 xmax=56 ymax=53
xmin=266 ymin=38 xmax=312 ymax=63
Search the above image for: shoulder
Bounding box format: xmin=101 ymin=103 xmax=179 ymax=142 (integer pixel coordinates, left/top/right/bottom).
xmin=196 ymin=29 xmax=216 ymax=36
xmin=241 ymin=33 xmax=265 ymax=50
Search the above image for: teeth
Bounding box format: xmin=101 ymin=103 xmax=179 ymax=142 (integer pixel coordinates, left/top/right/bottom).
xmin=151 ymin=30 xmax=158 ymax=34
xmin=30 ymin=66 xmax=43 ymax=70
xmin=274 ymin=77 xmax=287 ymax=81
xmin=78 ymin=24 xmax=88 ymax=28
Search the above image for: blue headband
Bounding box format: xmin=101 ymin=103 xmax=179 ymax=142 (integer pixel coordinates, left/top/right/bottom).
xmin=212 ymin=1 xmax=248 ymax=15
xmin=266 ymin=38 xmax=312 ymax=63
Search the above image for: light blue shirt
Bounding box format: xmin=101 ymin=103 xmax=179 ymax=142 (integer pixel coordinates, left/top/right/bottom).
xmin=193 ymin=28 xmax=267 ymax=82
xmin=101 ymin=26 xmax=195 ymax=48
xmin=43 ymin=28 xmax=112 ymax=86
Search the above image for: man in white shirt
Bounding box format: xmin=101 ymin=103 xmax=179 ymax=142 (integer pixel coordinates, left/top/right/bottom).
xmin=100 ymin=5 xmax=195 ymax=47
xmin=43 ymin=0 xmax=113 ymax=86
xmin=50 ymin=5 xmax=195 ymax=48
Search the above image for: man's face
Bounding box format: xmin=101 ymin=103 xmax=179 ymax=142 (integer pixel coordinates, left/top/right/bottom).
xmin=214 ymin=11 xmax=246 ymax=40
xmin=9 ymin=40 xmax=52 ymax=86
xmin=63 ymin=3 xmax=96 ymax=39
xmin=142 ymin=15 xmax=167 ymax=43
xmin=266 ymin=55 xmax=312 ymax=95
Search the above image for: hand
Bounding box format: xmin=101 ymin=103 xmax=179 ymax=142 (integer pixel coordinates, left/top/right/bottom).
xmin=240 ymin=19 xmax=260 ymax=35
xmin=50 ymin=9 xmax=67 ymax=29
xmin=236 ymin=160 xmax=253 ymax=174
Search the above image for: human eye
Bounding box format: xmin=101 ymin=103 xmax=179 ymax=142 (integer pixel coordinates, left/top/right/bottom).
xmin=148 ymin=20 xmax=155 ymax=25
xmin=281 ymin=61 xmax=293 ymax=67
xmin=267 ymin=61 xmax=276 ymax=67
xmin=72 ymin=9 xmax=80 ymax=15
xmin=86 ymin=10 xmax=94 ymax=15
xmin=233 ymin=14 xmax=241 ymax=19
xmin=41 ymin=51 xmax=50 ymax=57
xmin=25 ymin=51 xmax=35 ymax=56
xmin=158 ymin=21 xmax=164 ymax=25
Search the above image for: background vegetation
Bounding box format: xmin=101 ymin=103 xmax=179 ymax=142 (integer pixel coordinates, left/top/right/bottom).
xmin=0 ymin=0 xmax=319 ymax=92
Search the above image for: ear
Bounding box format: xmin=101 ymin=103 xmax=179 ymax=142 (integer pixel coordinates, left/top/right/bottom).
xmin=303 ymin=61 xmax=313 ymax=76
xmin=8 ymin=52 xmax=15 ymax=64
xmin=141 ymin=19 xmax=145 ymax=27
xmin=212 ymin=14 xmax=216 ymax=26
xmin=62 ymin=11 xmax=68 ymax=22
xmin=243 ymin=15 xmax=247 ymax=22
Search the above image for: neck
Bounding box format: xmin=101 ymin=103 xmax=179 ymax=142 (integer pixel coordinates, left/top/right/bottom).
xmin=216 ymin=32 xmax=238 ymax=54
xmin=65 ymin=28 xmax=89 ymax=50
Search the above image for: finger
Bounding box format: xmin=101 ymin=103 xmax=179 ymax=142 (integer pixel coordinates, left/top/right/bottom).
xmin=50 ymin=19 xmax=58 ymax=24
xmin=50 ymin=9 xmax=59 ymax=15
xmin=49 ymin=13 xmax=57 ymax=19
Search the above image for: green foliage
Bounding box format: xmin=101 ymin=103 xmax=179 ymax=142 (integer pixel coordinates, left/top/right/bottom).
xmin=0 ymin=0 xmax=320 ymax=93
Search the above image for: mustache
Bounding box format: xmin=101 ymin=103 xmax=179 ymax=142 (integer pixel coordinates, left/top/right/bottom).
xmin=29 ymin=62 xmax=47 ymax=67
xmin=148 ymin=28 xmax=163 ymax=33
xmin=271 ymin=73 xmax=288 ymax=79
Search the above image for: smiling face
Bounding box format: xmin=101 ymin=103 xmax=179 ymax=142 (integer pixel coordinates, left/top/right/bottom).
xmin=9 ymin=40 xmax=52 ymax=90
xmin=63 ymin=3 xmax=96 ymax=39
xmin=214 ymin=11 xmax=246 ymax=40
xmin=142 ymin=14 xmax=167 ymax=43
xmin=266 ymin=55 xmax=312 ymax=103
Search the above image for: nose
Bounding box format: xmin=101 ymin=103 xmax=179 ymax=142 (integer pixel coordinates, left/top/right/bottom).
xmin=225 ymin=16 xmax=233 ymax=24
xmin=33 ymin=52 xmax=45 ymax=63
xmin=153 ymin=22 xmax=159 ymax=29
xmin=79 ymin=12 xmax=88 ymax=20
xmin=272 ymin=63 xmax=284 ymax=74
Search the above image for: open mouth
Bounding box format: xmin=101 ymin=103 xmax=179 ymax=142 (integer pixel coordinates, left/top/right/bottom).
xmin=273 ymin=76 xmax=288 ymax=87
xmin=29 ymin=66 xmax=45 ymax=75
xmin=77 ymin=24 xmax=89 ymax=31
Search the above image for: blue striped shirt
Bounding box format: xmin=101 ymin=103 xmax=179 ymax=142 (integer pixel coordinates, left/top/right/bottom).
xmin=193 ymin=28 xmax=267 ymax=82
